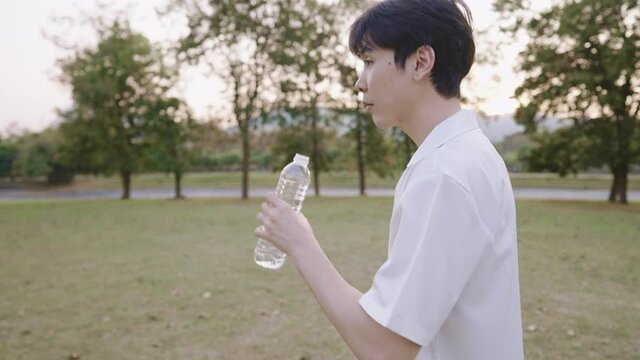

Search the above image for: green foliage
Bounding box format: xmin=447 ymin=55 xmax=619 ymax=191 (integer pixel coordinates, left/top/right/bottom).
xmin=250 ymin=152 xmax=274 ymax=171
xmin=10 ymin=129 xmax=74 ymax=184
xmin=171 ymin=0 xmax=384 ymax=195
xmin=58 ymin=20 xmax=171 ymax=176
xmin=13 ymin=137 xmax=50 ymax=178
xmin=265 ymin=0 xmax=354 ymax=193
xmin=496 ymin=0 xmax=640 ymax=202
xmin=0 ymin=139 xmax=18 ymax=179
xmin=269 ymin=124 xmax=338 ymax=171
xmin=391 ymin=127 xmax=418 ymax=170
xmin=56 ymin=19 xmax=196 ymax=197
xmin=345 ymin=112 xmax=396 ymax=178
xmin=269 ymin=0 xmax=344 ymax=106
xmin=172 ymin=0 xmax=296 ymax=198
xmin=190 ymin=121 xmax=239 ymax=155
xmin=144 ymin=97 xmax=198 ymax=175
xmin=495 ymin=133 xmax=536 ymax=172
xmin=192 ymin=152 xmax=241 ymax=171
xmin=524 ymin=128 xmax=581 ymax=176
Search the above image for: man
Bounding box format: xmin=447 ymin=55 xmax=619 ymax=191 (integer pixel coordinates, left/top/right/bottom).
xmin=255 ymin=0 xmax=524 ymax=358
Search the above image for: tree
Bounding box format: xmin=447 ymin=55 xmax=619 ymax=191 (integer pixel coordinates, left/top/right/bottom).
xmin=494 ymin=0 xmax=640 ymax=203
xmin=145 ymin=97 xmax=198 ymax=199
xmin=57 ymin=20 xmax=179 ymax=199
xmin=268 ymin=0 xmax=349 ymax=196
xmin=169 ymin=0 xmax=282 ymax=200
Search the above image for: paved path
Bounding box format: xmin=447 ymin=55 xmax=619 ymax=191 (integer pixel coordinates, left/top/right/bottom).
xmin=0 ymin=187 xmax=638 ymax=201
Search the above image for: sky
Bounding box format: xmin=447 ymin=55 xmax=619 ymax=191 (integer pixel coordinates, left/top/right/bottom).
xmin=0 ymin=0 xmax=544 ymax=137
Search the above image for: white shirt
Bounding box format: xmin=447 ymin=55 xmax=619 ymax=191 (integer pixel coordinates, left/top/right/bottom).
xmin=359 ymin=109 xmax=524 ymax=359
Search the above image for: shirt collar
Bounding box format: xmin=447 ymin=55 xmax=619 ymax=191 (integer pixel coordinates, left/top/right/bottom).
xmin=406 ymin=109 xmax=480 ymax=168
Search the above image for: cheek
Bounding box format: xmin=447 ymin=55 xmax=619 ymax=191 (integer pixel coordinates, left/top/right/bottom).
xmin=370 ymin=66 xmax=399 ymax=97
xmin=369 ymin=68 xmax=386 ymax=88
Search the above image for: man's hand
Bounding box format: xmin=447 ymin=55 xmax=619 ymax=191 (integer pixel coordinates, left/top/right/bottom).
xmin=255 ymin=192 xmax=317 ymax=258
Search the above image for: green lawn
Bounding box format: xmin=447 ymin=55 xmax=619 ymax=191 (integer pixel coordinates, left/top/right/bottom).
xmin=0 ymin=198 xmax=638 ymax=359
xmin=5 ymin=171 xmax=640 ymax=191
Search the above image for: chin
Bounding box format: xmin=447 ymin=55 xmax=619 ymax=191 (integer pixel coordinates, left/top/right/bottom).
xmin=371 ymin=115 xmax=392 ymax=130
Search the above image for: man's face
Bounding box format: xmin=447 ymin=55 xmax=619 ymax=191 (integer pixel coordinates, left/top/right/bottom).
xmin=354 ymin=48 xmax=413 ymax=129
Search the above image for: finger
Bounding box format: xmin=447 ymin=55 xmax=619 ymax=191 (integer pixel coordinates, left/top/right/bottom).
xmin=261 ymin=202 xmax=274 ymax=214
xmin=266 ymin=193 xmax=285 ymax=208
xmin=255 ymin=225 xmax=267 ymax=238
xmin=256 ymin=212 xmax=271 ymax=227
xmin=265 ymin=193 xmax=277 ymax=206
xmin=263 ymin=205 xmax=279 ymax=221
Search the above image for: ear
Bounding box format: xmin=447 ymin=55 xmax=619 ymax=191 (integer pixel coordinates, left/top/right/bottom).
xmin=412 ymin=45 xmax=435 ymax=81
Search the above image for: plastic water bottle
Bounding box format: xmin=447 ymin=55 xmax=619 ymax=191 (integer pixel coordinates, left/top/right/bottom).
xmin=254 ymin=153 xmax=311 ymax=269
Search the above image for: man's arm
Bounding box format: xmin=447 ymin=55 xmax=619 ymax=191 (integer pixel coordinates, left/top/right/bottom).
xmin=290 ymin=240 xmax=420 ymax=360
xmin=255 ymin=193 xmax=420 ymax=359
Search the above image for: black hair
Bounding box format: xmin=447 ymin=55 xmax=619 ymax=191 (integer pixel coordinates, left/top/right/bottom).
xmin=349 ymin=0 xmax=475 ymax=98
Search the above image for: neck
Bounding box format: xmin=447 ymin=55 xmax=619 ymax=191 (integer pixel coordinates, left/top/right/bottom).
xmin=400 ymin=90 xmax=462 ymax=146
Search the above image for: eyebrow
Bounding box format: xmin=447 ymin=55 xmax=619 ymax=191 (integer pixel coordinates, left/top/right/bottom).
xmin=358 ymin=44 xmax=377 ymax=59
xmin=360 ymin=50 xmax=372 ymax=59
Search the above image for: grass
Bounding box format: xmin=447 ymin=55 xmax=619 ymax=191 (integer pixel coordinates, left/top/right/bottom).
xmin=4 ymin=171 xmax=640 ymax=191
xmin=0 ymin=198 xmax=638 ymax=359
xmin=509 ymin=173 xmax=640 ymax=190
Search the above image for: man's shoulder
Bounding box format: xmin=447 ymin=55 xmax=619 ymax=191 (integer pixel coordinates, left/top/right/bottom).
xmin=414 ymin=131 xmax=504 ymax=184
xmin=408 ymin=130 xmax=512 ymax=213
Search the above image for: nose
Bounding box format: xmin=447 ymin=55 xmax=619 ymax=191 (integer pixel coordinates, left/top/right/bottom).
xmin=354 ymin=72 xmax=367 ymax=93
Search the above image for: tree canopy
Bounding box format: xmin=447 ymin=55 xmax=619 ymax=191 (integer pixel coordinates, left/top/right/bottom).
xmin=495 ymin=0 xmax=640 ymax=203
xmin=58 ymin=20 xmax=191 ymax=199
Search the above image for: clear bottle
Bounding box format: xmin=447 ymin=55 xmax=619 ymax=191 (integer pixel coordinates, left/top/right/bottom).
xmin=254 ymin=153 xmax=311 ymax=270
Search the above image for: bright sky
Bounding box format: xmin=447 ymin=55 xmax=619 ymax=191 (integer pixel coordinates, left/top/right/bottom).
xmin=0 ymin=0 xmax=542 ymax=136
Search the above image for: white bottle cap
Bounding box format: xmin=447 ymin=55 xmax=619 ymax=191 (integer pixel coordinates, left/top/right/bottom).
xmin=293 ymin=153 xmax=310 ymax=167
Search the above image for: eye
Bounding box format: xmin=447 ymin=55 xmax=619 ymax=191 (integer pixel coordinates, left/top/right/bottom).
xmin=363 ymin=60 xmax=373 ymax=68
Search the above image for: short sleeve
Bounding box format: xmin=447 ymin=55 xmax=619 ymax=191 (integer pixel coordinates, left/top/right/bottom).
xmin=359 ymin=174 xmax=492 ymax=346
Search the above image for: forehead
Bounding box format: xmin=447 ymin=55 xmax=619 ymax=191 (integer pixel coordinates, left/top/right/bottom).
xmin=361 ymin=48 xmax=392 ymax=59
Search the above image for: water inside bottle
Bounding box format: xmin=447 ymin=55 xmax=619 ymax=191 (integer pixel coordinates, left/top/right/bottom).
xmin=254 ymin=237 xmax=286 ymax=269
xmin=275 ymin=177 xmax=308 ymax=212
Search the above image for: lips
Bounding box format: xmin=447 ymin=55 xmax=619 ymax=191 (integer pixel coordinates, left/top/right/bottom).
xmin=362 ymin=101 xmax=373 ymax=112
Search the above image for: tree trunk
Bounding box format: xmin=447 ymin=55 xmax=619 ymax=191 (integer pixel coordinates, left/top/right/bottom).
xmin=174 ymin=171 xmax=184 ymax=199
xmin=620 ymin=167 xmax=628 ymax=204
xmin=356 ymin=113 xmax=367 ymax=196
xmin=311 ymin=108 xmax=320 ymax=197
xmin=120 ymin=170 xmax=131 ymax=200
xmin=608 ymin=171 xmax=617 ymax=203
xmin=231 ymin=63 xmax=250 ymax=201
xmin=608 ymin=164 xmax=628 ymax=204
xmin=241 ymin=123 xmax=250 ymax=200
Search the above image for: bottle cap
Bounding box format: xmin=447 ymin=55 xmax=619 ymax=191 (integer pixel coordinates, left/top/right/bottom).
xmin=293 ymin=153 xmax=310 ymax=167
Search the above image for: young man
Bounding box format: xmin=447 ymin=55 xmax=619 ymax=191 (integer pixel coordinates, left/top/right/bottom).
xmin=255 ymin=0 xmax=524 ymax=358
